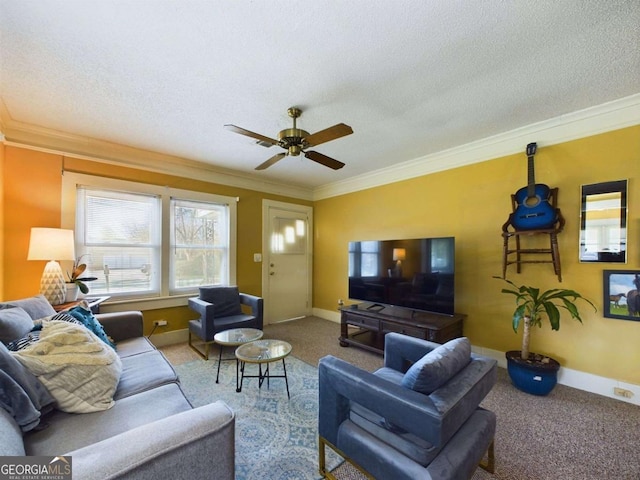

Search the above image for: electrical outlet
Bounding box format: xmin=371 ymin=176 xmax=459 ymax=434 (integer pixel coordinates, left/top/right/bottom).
xmin=613 ymin=387 xmax=633 ymax=398
xmin=154 ymin=320 xmax=167 ymax=327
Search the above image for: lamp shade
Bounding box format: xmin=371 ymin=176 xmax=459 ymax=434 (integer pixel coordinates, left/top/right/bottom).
xmin=392 ymin=248 xmax=406 ymax=261
xmin=27 ymin=228 xmax=76 ymax=261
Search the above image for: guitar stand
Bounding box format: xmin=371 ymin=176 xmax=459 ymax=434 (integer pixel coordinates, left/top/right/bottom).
xmin=502 ymin=188 xmax=565 ymax=282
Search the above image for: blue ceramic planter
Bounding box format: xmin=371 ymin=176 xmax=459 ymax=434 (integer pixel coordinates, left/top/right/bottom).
xmin=505 ymin=351 xmax=560 ymax=396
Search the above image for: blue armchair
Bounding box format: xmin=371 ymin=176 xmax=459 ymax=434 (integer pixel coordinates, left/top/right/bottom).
xmin=318 ymin=333 xmax=497 ymax=480
xmin=187 ymin=286 xmax=263 ymax=360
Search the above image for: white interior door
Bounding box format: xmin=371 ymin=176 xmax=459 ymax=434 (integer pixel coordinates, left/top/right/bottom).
xmin=262 ymin=200 xmax=312 ymax=324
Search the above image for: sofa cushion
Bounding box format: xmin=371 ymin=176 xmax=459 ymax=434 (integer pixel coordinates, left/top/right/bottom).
xmin=401 ymin=337 xmax=471 ymax=394
xmin=0 ymin=307 xmax=34 ymax=344
xmin=13 ymin=321 xmax=122 ymax=413
xmin=0 ymin=341 xmax=55 ymax=432
xmin=0 ymin=295 xmax=56 ymax=321
xmin=115 ymin=336 xmax=156 ymax=358
xmin=199 ymin=286 xmax=242 ymax=317
xmin=114 ymin=350 xmax=179 ymax=400
xmin=24 ymin=383 xmax=192 ymax=456
xmin=350 ymin=402 xmax=438 ymax=467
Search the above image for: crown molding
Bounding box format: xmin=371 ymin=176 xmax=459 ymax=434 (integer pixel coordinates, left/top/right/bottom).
xmin=2 ymin=94 xmax=638 ymax=202
xmin=0 ymin=101 xmax=313 ymax=201
xmin=312 ymin=93 xmax=640 ymax=200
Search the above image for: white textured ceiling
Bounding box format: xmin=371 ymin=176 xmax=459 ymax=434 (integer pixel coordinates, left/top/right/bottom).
xmin=1 ymin=1 xmax=639 ymax=190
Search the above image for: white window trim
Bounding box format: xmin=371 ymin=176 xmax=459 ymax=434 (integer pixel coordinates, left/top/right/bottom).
xmin=61 ymin=172 xmax=237 ymax=309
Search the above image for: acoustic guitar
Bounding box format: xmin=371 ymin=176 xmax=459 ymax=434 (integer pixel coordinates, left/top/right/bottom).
xmin=512 ymin=142 xmax=557 ymax=230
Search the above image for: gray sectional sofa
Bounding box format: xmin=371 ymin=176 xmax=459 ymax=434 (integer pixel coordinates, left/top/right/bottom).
xmin=0 ymin=295 xmax=235 ymax=480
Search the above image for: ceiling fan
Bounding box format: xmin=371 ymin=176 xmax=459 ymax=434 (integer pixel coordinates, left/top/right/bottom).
xmin=224 ymin=107 xmax=353 ymax=170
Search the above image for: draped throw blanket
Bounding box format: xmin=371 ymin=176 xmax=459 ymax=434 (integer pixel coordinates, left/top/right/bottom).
xmin=13 ymin=320 xmax=122 ymax=413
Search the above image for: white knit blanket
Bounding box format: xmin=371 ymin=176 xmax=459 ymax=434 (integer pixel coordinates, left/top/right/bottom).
xmin=13 ymin=320 xmax=122 ymax=413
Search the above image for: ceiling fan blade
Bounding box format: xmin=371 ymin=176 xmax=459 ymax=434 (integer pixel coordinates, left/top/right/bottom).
xmin=255 ymin=152 xmax=286 ymax=170
xmin=304 ymin=150 xmax=345 ymax=170
xmin=224 ymin=124 xmax=279 ymax=147
xmin=304 ymin=123 xmax=353 ymax=148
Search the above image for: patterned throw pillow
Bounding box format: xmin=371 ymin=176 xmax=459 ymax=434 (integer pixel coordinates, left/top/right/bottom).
xmin=6 ymin=312 xmax=82 ymax=352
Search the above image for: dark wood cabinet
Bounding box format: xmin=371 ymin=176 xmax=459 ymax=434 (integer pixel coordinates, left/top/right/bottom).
xmin=339 ymin=304 xmax=465 ymax=354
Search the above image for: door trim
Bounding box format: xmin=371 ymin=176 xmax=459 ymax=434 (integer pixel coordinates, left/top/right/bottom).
xmin=261 ymin=200 xmax=313 ymax=324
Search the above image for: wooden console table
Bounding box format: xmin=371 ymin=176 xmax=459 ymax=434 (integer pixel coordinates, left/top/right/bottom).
xmin=339 ymin=304 xmax=465 ymax=354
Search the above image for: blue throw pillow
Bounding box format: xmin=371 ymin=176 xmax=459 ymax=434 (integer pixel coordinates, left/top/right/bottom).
xmin=401 ymin=337 xmax=471 ymax=394
xmin=67 ymin=305 xmax=116 ymax=349
xmin=0 ymin=307 xmax=34 ymax=344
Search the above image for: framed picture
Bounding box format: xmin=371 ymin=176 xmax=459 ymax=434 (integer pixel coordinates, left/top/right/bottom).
xmin=603 ymin=270 xmax=640 ymax=321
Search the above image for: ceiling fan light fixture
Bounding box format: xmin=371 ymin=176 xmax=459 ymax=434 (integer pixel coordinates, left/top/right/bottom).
xmin=226 ymin=107 xmax=352 ymax=170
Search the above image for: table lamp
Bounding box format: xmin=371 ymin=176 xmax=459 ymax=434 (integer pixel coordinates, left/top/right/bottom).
xmin=27 ymin=228 xmax=76 ymax=305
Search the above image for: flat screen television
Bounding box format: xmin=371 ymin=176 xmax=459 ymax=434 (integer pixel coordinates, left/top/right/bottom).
xmin=348 ymin=237 xmax=455 ymax=315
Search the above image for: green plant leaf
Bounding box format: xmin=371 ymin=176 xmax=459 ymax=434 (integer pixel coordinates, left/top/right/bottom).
xmin=543 ymin=302 xmax=561 ymax=330
xmin=513 ymin=304 xmax=526 ymax=333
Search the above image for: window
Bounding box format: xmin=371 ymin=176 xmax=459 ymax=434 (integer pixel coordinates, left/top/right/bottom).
xmin=348 ymin=241 xmax=380 ymax=277
xmin=77 ymin=187 xmax=161 ymax=295
xmin=63 ymin=173 xmax=237 ymax=301
xmin=171 ymin=198 xmax=229 ymax=290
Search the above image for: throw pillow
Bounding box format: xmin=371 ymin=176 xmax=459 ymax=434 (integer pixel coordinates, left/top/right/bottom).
xmin=0 ymin=341 xmax=55 ymax=432
xmin=0 ymin=307 xmax=34 ymax=344
xmin=66 ymin=304 xmax=116 ymax=349
xmin=199 ymin=286 xmax=242 ymax=317
xmin=401 ymin=337 xmax=471 ymax=394
xmin=0 ymin=294 xmax=56 ymax=321
xmin=6 ymin=312 xmax=82 ymax=352
xmin=13 ymin=320 xmax=122 ymax=413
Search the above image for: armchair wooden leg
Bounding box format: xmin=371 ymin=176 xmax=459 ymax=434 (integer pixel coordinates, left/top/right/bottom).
xmin=479 ymin=439 xmax=495 ymax=474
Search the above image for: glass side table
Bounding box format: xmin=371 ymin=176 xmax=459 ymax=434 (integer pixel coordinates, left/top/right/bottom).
xmin=213 ymin=328 xmax=263 ymax=389
xmin=235 ymin=339 xmax=292 ymax=398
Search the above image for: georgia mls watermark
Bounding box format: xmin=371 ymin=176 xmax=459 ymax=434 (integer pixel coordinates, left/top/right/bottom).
xmin=0 ymin=456 xmax=71 ymax=480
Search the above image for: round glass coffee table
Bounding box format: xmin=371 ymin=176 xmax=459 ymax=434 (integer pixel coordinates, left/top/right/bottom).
xmin=214 ymin=328 xmax=263 ymax=389
xmin=235 ymin=339 xmax=292 ymax=398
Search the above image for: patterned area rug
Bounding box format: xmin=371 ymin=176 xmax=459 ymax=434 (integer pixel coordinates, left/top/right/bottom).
xmin=174 ymin=355 xmax=342 ymax=480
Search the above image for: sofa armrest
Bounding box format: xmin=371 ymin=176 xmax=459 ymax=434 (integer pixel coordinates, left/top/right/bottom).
xmin=240 ymin=293 xmax=263 ymax=329
xmin=68 ymin=401 xmax=235 ymax=480
xmin=96 ymin=311 xmax=144 ymax=343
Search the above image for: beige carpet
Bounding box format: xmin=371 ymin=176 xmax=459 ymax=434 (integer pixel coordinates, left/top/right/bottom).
xmin=160 ymin=316 xmax=640 ymax=480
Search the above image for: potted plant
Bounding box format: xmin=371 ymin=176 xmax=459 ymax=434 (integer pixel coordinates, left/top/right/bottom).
xmin=65 ymin=256 xmax=98 ymax=302
xmin=495 ymin=277 xmax=596 ymax=395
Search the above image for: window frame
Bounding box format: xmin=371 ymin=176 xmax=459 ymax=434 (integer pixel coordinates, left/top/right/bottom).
xmin=62 ymin=172 xmax=237 ymax=306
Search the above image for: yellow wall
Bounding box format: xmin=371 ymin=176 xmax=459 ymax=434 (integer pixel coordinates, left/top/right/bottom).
xmin=3 ymin=127 xmax=639 ymax=383
xmin=314 ymin=126 xmax=640 ymax=384
xmin=1 ymin=146 xmax=311 ymax=335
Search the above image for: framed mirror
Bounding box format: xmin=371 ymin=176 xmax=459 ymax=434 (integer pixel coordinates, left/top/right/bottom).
xmin=579 ymin=179 xmax=627 ymax=263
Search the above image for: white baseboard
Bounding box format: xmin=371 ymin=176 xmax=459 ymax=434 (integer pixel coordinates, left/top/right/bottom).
xmin=313 ymin=307 xmax=639 ymax=406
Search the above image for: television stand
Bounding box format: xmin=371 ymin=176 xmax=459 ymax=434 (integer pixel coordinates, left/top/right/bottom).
xmin=339 ymin=304 xmax=465 ymax=354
